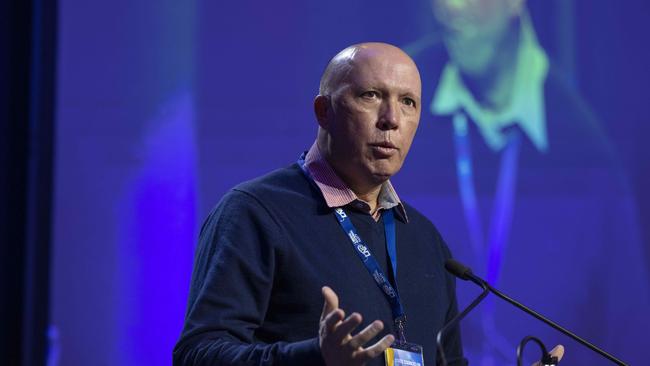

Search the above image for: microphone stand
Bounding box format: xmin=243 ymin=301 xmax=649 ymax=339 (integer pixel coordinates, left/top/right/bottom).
xmin=447 ymin=259 xmax=628 ymax=366
xmin=436 ymin=263 xmax=489 ymax=366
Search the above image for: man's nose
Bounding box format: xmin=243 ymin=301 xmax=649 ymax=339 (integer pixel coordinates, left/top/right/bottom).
xmin=377 ymin=99 xmax=400 ymax=130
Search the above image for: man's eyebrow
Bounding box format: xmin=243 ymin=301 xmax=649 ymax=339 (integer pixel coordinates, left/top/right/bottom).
xmin=398 ymin=89 xmax=421 ymax=100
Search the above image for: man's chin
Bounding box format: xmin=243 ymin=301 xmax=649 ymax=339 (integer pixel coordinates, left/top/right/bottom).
xmin=370 ymin=170 xmax=397 ymax=184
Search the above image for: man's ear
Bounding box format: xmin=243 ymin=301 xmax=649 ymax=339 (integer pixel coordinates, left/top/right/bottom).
xmin=314 ymin=95 xmax=331 ymax=129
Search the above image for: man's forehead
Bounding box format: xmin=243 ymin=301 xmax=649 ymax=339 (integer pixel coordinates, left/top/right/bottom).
xmin=345 ymin=53 xmax=421 ymax=92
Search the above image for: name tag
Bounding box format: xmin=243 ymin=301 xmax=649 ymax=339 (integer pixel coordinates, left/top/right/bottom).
xmin=385 ymin=341 xmax=424 ymax=366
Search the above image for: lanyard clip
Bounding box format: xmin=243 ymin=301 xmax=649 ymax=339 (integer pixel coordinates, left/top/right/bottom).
xmin=395 ymin=315 xmax=407 ymax=344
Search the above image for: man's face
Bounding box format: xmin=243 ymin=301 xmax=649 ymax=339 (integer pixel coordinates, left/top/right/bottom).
xmin=323 ymin=49 xmax=421 ymax=189
xmin=432 ymin=0 xmax=520 ymax=75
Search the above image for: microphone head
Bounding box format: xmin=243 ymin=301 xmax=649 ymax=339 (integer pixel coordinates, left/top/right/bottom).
xmin=445 ymin=259 xmax=473 ymax=281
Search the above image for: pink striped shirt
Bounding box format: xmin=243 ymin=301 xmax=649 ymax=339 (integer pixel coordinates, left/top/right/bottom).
xmin=303 ymin=142 xmax=408 ymax=222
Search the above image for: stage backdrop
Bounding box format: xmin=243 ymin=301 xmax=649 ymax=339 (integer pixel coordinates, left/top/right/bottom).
xmin=52 ymin=0 xmax=650 ymax=365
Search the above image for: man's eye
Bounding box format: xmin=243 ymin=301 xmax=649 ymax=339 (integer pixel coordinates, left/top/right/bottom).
xmin=402 ymin=98 xmax=416 ymax=108
xmin=361 ymin=91 xmax=379 ymax=99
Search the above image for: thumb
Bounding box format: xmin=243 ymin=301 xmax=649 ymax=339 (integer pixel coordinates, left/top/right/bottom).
xmin=549 ymin=345 xmax=565 ymax=362
xmin=531 ymin=344 xmax=565 ymax=366
xmin=320 ymin=286 xmax=339 ymax=320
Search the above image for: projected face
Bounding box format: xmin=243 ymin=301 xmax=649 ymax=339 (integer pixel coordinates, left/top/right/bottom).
xmin=317 ymin=44 xmax=422 ymax=191
xmin=432 ymin=0 xmax=523 ymax=75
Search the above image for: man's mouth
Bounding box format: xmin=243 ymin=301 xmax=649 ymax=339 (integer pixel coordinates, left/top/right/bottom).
xmin=369 ymin=142 xmax=398 ymax=157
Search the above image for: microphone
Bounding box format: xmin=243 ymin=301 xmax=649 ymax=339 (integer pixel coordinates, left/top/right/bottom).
xmin=436 ymin=260 xmax=489 ymax=366
xmin=444 ymin=259 xmax=628 ymax=366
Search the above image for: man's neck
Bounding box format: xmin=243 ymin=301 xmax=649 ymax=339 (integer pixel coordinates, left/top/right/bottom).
xmin=334 ymin=170 xmax=383 ymax=213
xmin=317 ymin=139 xmax=386 ymax=214
xmin=354 ymin=185 xmax=383 ymax=214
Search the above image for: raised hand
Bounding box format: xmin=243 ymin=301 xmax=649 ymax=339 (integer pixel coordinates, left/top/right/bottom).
xmin=318 ymin=286 xmax=395 ymax=366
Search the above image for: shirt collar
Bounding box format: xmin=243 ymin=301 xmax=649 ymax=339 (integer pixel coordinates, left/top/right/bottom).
xmin=303 ymin=141 xmax=409 ymax=222
xmin=431 ymin=12 xmax=550 ymax=152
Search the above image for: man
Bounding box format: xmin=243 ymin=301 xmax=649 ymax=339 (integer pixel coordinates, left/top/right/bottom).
xmin=397 ymin=0 xmax=650 ymax=364
xmin=173 ymin=43 xmax=468 ymax=365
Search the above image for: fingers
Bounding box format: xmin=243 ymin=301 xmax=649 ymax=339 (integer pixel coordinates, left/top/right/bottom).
xmin=330 ymin=313 xmax=363 ymax=343
xmin=357 ymin=334 xmax=395 ymax=362
xmin=318 ymin=287 xmax=393 ymax=364
xmin=321 ymin=286 xmax=339 ymax=320
xmin=323 ymin=309 xmax=345 ymax=334
xmin=549 ymin=344 xmax=565 ymax=362
xmin=531 ymin=345 xmax=565 ymax=366
xmin=348 ymin=320 xmax=385 ymax=349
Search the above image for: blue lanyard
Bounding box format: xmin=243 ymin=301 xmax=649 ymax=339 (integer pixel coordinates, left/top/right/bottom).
xmin=452 ymin=112 xmax=521 ymax=286
xmin=297 ymin=155 xmax=407 ymax=341
xmin=332 ymin=208 xmax=406 ymax=337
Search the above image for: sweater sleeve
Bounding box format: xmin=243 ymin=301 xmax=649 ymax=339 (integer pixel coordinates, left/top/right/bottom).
xmin=173 ymin=190 xmax=325 ymax=366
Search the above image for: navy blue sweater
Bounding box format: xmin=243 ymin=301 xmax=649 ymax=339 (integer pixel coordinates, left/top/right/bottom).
xmin=173 ymin=163 xmax=466 ymax=365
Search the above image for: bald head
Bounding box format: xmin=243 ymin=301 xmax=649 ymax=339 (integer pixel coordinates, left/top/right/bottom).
xmin=313 ymin=42 xmax=422 ymax=196
xmin=318 ymin=42 xmax=420 ymax=96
